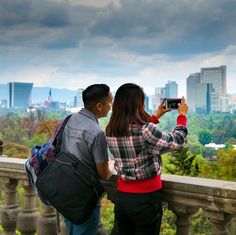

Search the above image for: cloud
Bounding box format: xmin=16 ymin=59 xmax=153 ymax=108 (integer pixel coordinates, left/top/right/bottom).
xmin=90 ymin=0 xmax=236 ymax=55
xmin=0 ymin=0 xmax=236 ymax=99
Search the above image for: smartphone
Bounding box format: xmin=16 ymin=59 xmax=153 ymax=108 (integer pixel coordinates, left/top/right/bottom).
xmin=165 ymin=98 xmax=181 ymax=109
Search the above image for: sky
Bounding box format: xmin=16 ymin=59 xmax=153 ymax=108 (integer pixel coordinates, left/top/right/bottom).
xmin=1 ymin=0 xmax=236 ymax=96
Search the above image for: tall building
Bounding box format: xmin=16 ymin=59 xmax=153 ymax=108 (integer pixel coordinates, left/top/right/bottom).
xmin=186 ymin=65 xmax=229 ymax=113
xmin=186 ymin=73 xmax=201 ymax=111
xmin=8 ymin=82 xmax=33 ymax=108
xmin=201 ymin=65 xmax=226 ymax=94
xmin=152 ymin=87 xmax=165 ymax=111
xmin=165 ymin=81 xmax=178 ymax=98
xmin=145 ymin=94 xmax=149 ymax=113
xmin=76 ymin=88 xmax=84 ymax=108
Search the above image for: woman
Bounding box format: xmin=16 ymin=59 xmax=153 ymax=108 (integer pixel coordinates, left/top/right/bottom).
xmin=105 ymin=83 xmax=188 ymax=235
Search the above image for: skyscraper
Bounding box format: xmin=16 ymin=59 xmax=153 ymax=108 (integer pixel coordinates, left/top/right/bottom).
xmin=145 ymin=94 xmax=149 ymax=113
xmin=165 ymin=81 xmax=178 ymax=98
xmin=186 ymin=73 xmax=201 ymax=111
xmin=201 ymin=65 xmax=227 ymax=112
xmin=186 ymin=65 xmax=229 ymax=113
xmin=201 ymin=65 xmax=226 ymax=94
xmin=8 ymin=82 xmax=33 ymax=108
xmin=76 ymin=88 xmax=84 ymax=108
xmin=152 ymin=87 xmax=165 ymax=111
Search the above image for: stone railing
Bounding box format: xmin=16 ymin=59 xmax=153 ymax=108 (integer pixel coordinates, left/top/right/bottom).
xmin=1 ymin=157 xmax=236 ymax=235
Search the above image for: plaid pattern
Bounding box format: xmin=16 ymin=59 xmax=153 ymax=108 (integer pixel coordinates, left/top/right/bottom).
xmin=106 ymin=123 xmax=187 ymax=181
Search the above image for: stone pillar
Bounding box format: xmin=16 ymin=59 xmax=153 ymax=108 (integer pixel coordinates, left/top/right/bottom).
xmin=205 ymin=210 xmax=231 ymax=235
xmin=169 ymin=204 xmax=197 ymax=235
xmin=0 ymin=140 xmax=3 ymax=156
xmin=37 ymin=205 xmax=58 ymax=235
xmin=0 ymin=178 xmax=19 ymax=235
xmin=59 ymin=219 xmax=68 ymax=235
xmin=16 ymin=181 xmax=39 ymax=235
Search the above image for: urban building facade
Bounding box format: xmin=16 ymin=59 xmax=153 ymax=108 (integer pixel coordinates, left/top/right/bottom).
xmin=8 ymin=82 xmax=33 ymax=108
xmin=145 ymin=94 xmax=149 ymax=113
xmin=152 ymin=87 xmax=165 ymax=111
xmin=165 ymin=81 xmax=178 ymax=98
xmin=187 ymin=65 xmax=229 ymax=113
xmin=76 ymin=88 xmax=84 ymax=108
xmin=186 ymin=73 xmax=201 ymax=111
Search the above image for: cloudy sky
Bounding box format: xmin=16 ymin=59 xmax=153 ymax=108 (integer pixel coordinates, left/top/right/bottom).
xmin=1 ymin=0 xmax=236 ymax=96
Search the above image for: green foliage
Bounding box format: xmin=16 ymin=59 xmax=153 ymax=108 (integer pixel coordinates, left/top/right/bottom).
xmin=191 ymin=209 xmax=212 ymax=235
xmin=165 ymin=144 xmax=202 ymax=176
xmin=100 ymin=196 xmax=115 ymax=233
xmin=202 ymin=147 xmax=217 ymax=158
xmin=160 ymin=204 xmax=176 ymax=235
xmin=198 ymin=129 xmax=212 ymax=146
xmin=27 ymin=133 xmax=48 ymax=148
xmin=200 ymin=147 xmax=236 ymax=181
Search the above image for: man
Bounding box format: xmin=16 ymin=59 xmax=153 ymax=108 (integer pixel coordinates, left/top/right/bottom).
xmin=61 ymin=84 xmax=114 ymax=235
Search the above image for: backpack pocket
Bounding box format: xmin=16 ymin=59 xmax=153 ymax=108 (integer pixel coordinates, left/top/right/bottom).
xmin=36 ymin=151 xmax=104 ymax=224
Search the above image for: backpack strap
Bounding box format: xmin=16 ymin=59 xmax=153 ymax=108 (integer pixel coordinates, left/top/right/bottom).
xmin=52 ymin=114 xmax=72 ymax=155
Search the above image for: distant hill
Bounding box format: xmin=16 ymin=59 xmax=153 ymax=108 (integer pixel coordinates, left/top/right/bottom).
xmin=0 ymin=84 xmax=77 ymax=103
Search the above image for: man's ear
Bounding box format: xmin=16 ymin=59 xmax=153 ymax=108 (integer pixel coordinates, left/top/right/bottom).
xmin=96 ymin=102 xmax=103 ymax=112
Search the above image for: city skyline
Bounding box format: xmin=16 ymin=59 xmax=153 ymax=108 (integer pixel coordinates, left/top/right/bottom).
xmin=1 ymin=0 xmax=236 ymax=96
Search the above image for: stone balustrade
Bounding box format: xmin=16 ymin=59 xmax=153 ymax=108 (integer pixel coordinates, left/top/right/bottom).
xmin=1 ymin=157 xmax=236 ymax=235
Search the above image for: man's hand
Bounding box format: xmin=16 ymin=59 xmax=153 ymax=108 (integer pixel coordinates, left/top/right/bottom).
xmin=96 ymin=160 xmax=115 ymax=180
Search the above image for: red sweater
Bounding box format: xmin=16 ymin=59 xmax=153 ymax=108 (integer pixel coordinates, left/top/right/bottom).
xmin=118 ymin=114 xmax=187 ymax=193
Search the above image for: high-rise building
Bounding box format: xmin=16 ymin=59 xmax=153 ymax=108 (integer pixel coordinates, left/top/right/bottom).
xmin=201 ymin=65 xmax=226 ymax=94
xmin=76 ymin=88 xmax=84 ymax=108
xmin=145 ymin=94 xmax=149 ymax=113
xmin=8 ymin=82 xmax=33 ymax=108
xmin=73 ymin=96 xmax=78 ymax=107
xmin=186 ymin=65 xmax=229 ymax=113
xmin=165 ymin=81 xmax=178 ymax=98
xmin=186 ymin=73 xmax=201 ymax=111
xmin=152 ymin=87 xmax=165 ymax=111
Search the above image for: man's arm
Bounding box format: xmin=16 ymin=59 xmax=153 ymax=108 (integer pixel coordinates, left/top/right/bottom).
xmin=96 ymin=160 xmax=115 ymax=180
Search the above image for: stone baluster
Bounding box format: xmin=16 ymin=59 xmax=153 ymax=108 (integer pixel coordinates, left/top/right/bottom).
xmin=0 ymin=178 xmax=19 ymax=235
xmin=59 ymin=219 xmax=68 ymax=235
xmin=0 ymin=140 xmax=3 ymax=156
xmin=205 ymin=210 xmax=232 ymax=235
xmin=16 ymin=181 xmax=39 ymax=235
xmin=37 ymin=205 xmax=58 ymax=235
xmin=169 ymin=204 xmax=198 ymax=235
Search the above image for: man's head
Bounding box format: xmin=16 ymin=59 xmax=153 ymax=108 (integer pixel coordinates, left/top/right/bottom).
xmin=82 ymin=84 xmax=112 ymax=118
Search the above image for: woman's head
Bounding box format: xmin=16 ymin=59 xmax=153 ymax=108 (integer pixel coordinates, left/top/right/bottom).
xmin=106 ymin=83 xmax=150 ymax=137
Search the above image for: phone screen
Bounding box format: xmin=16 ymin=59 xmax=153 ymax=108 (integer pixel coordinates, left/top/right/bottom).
xmin=166 ymin=99 xmax=181 ymax=109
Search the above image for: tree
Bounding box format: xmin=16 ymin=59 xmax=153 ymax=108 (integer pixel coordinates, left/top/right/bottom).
xmin=200 ymin=147 xmax=236 ymax=181
xmin=198 ymin=129 xmax=212 ymax=146
xmin=165 ymin=144 xmax=201 ymax=176
xmin=35 ymin=119 xmax=60 ymax=139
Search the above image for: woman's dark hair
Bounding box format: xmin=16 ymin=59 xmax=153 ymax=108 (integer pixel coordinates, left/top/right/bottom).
xmin=106 ymin=83 xmax=151 ymax=137
xmin=82 ymin=84 xmax=110 ymax=109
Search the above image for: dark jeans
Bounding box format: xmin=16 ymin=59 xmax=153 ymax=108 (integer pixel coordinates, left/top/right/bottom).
xmin=64 ymin=204 xmax=100 ymax=235
xmin=115 ymin=190 xmax=163 ymax=235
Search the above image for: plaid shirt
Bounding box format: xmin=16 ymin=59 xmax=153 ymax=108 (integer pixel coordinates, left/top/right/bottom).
xmin=106 ymin=123 xmax=187 ymax=181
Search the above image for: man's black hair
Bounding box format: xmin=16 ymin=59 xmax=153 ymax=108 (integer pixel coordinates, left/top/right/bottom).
xmin=82 ymin=84 xmax=110 ymax=106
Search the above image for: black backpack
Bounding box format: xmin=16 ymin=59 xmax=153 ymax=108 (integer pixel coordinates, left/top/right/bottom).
xmin=36 ymin=151 xmax=104 ymax=224
xmin=35 ymin=116 xmax=104 ymax=225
